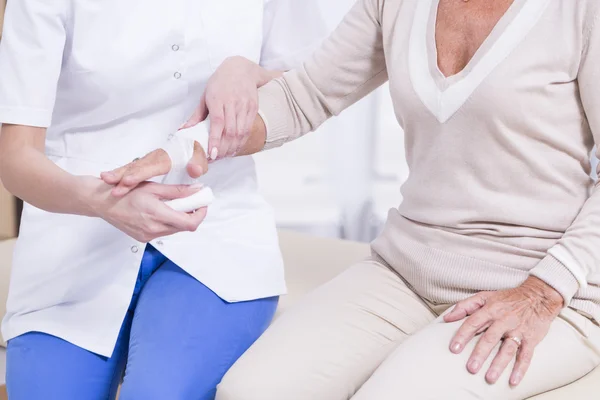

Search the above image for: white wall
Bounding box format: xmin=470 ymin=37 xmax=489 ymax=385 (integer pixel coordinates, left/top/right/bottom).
xmin=255 ymin=83 xmax=409 ymax=242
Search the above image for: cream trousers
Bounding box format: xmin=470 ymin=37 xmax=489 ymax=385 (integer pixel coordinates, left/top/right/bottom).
xmin=217 ymin=259 xmax=600 ymax=400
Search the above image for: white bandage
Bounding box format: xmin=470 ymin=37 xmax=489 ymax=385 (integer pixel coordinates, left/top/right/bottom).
xmin=160 ymin=121 xmax=210 ymax=185
xmin=177 ymin=120 xmax=210 ymax=152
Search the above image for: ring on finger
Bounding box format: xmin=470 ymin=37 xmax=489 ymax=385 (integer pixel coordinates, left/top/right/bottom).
xmin=504 ymin=336 xmax=522 ymax=347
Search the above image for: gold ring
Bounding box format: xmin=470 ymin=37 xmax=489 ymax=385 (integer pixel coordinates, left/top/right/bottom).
xmin=505 ymin=336 xmax=522 ymax=347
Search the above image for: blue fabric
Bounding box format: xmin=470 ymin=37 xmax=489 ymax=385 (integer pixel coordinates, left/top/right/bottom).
xmin=6 ymin=245 xmax=278 ymax=400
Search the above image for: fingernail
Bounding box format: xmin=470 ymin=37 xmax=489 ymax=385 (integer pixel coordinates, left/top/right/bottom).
xmin=210 ymin=147 xmax=218 ymax=160
xmin=510 ymin=373 xmax=522 ymax=386
xmin=469 ymin=360 xmax=480 ymax=372
xmin=487 ymin=371 xmax=498 ymax=382
xmin=190 ymin=183 xmax=204 ymax=190
xmin=451 ymin=342 xmax=462 ymax=353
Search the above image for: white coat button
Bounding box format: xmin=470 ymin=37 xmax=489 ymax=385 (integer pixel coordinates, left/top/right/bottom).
xmin=172 ymin=44 xmax=180 ymax=51
xmin=131 ymin=245 xmax=139 ymax=253
xmin=174 ymin=72 xmax=182 ymax=79
xmin=156 ymin=240 xmax=164 ymax=246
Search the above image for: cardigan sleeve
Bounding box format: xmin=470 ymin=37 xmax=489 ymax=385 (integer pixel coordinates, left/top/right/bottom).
xmin=529 ymin=10 xmax=600 ymax=306
xmin=257 ymin=0 xmax=388 ymax=150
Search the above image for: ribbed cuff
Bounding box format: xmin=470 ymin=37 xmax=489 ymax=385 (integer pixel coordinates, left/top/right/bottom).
xmin=529 ymin=255 xmax=580 ymax=307
xmin=258 ymin=80 xmax=293 ymax=151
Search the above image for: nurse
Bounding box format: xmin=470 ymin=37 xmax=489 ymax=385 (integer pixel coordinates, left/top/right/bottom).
xmin=0 ymin=1 xmax=328 ymax=399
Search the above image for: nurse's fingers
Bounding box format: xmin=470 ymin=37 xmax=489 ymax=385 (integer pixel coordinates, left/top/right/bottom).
xmin=235 ymin=105 xmax=258 ymax=155
xmin=207 ymin=105 xmax=225 ymax=160
xmin=221 ymin=103 xmax=238 ymax=158
xmin=180 ymin=97 xmax=208 ymax=130
xmin=147 ymin=206 xmax=207 ymax=237
xmin=167 ymin=207 xmax=208 ymax=233
xmin=186 ymin=141 xmax=209 ymax=179
xmin=233 ymin=101 xmax=250 ymax=155
xmin=152 ymin=197 xmax=208 ymax=233
xmin=145 ymin=182 xmax=203 ymax=201
xmin=102 ymin=150 xmax=171 ymax=197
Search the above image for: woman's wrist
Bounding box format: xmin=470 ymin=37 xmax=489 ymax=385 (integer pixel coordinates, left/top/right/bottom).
xmin=520 ymin=276 xmax=564 ymax=312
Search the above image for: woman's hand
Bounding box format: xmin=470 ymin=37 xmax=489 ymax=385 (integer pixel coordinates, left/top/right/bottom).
xmin=182 ymin=56 xmax=282 ymax=161
xmin=101 ymin=141 xmax=207 ymax=197
xmin=90 ymin=178 xmax=207 ymax=242
xmin=444 ymin=277 xmax=564 ymax=387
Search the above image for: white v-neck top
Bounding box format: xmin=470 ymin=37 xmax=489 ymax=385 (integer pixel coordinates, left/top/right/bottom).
xmin=259 ymin=0 xmax=600 ymax=322
xmin=0 ymin=0 xmax=330 ymax=356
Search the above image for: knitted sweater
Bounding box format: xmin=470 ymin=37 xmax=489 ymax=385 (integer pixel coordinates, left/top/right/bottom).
xmin=258 ymin=0 xmax=600 ymax=322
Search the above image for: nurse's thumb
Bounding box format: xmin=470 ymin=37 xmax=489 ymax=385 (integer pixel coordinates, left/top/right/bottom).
xmin=149 ymin=182 xmax=204 ymax=201
xmin=187 ymin=141 xmax=209 ymax=179
xmin=180 ymin=98 xmax=208 ymax=130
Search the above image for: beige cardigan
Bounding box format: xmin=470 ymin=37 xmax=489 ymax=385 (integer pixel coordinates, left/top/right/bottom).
xmin=258 ymin=0 xmax=600 ymax=321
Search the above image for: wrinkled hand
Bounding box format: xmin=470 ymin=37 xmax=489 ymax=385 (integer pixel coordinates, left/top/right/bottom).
xmin=100 ymin=141 xmax=208 ymax=197
xmin=182 ymin=56 xmax=282 ymax=161
xmin=444 ymin=277 xmax=563 ymax=387
xmin=93 ymin=180 xmax=207 ymax=242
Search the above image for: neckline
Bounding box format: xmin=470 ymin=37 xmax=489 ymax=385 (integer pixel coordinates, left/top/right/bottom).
xmin=408 ymin=0 xmax=551 ymax=123
xmin=427 ymin=0 xmax=528 ymax=90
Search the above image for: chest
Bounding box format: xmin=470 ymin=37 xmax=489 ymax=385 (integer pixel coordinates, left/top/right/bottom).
xmin=64 ymin=0 xmax=264 ymax=79
xmin=435 ymin=0 xmax=515 ymax=77
xmin=384 ymin=0 xmax=583 ymax=128
xmin=53 ymin=0 xmax=265 ymax=130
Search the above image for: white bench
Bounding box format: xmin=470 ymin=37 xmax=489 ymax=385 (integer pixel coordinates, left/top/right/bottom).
xmin=1 ymin=233 xmax=598 ymax=398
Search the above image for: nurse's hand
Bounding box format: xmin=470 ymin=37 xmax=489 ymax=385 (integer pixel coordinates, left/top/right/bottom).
xmin=181 ymin=56 xmax=282 ymax=161
xmin=92 ymin=179 xmax=207 ymax=242
xmin=101 ymin=141 xmax=208 ymax=197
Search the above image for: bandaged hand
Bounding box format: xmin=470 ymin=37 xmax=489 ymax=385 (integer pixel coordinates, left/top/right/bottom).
xmin=101 ymin=122 xmax=210 ymax=197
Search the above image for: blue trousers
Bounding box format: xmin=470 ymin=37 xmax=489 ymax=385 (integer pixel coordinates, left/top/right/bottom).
xmin=6 ymin=245 xmax=278 ymax=400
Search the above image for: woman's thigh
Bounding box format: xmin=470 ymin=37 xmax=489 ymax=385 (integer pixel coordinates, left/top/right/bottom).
xmin=6 ymin=326 xmax=130 ymax=400
xmin=352 ymin=308 xmax=600 ymax=400
xmin=217 ymin=260 xmax=436 ymax=400
xmin=118 ymin=260 xmax=278 ymax=400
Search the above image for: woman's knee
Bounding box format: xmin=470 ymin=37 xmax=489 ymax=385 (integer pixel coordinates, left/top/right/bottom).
xmin=216 ymin=376 xmax=281 ymax=400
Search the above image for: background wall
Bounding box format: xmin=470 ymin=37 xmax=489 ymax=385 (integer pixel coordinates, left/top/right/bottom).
xmin=254 ymin=84 xmax=408 ymax=242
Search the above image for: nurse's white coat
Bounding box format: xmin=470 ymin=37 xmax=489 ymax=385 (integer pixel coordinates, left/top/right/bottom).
xmin=0 ymin=0 xmax=332 ymax=357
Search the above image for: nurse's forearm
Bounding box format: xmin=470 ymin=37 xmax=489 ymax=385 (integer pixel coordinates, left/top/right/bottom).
xmin=0 ymin=124 xmax=99 ymax=216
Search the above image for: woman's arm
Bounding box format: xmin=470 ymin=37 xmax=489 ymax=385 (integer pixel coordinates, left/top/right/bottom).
xmin=526 ymin=8 xmax=600 ymax=302
xmin=249 ymin=0 xmax=388 ymax=151
xmin=442 ymin=9 xmax=600 ymax=388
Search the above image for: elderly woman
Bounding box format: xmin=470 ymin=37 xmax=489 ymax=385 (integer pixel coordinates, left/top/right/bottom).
xmin=108 ymin=0 xmax=600 ymax=398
